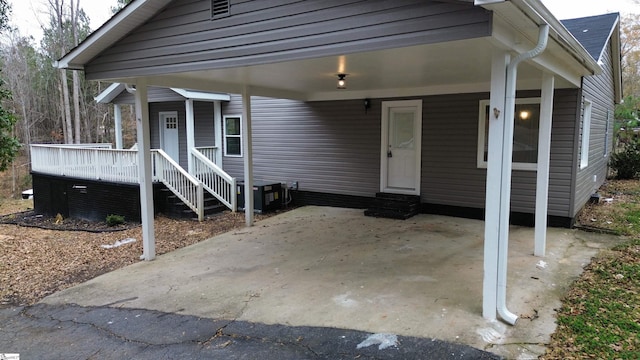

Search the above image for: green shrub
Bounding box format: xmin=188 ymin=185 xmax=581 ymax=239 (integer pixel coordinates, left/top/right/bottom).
xmin=610 ymin=141 xmax=640 ymax=179
xmin=106 ymin=214 xmax=125 ymax=227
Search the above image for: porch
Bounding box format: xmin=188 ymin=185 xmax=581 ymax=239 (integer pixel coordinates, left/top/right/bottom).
xmin=30 ymin=144 xmax=237 ymax=220
xmin=41 ymin=206 xmax=619 ymax=359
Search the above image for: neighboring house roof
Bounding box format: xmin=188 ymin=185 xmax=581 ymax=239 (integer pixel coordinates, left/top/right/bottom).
xmin=95 ymin=83 xmax=231 ymax=104
xmin=561 ymin=13 xmax=620 ymax=62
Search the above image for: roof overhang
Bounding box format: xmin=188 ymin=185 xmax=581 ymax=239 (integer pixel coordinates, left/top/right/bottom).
xmin=95 ymin=83 xmax=231 ymax=104
xmin=55 ymin=0 xmax=173 ymax=70
xmin=477 ymin=0 xmax=601 ymax=76
xmin=59 ymin=0 xmax=608 ymax=101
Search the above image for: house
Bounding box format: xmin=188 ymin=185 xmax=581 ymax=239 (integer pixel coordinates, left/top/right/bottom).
xmin=36 ymin=0 xmax=620 ymax=324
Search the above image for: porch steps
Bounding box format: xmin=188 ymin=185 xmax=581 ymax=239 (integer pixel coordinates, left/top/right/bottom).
xmin=159 ymin=188 xmax=226 ymax=219
xmin=364 ymin=193 xmax=421 ymax=220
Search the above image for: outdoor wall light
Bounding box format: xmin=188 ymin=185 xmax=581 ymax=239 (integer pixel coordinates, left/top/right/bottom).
xmin=337 ymin=74 xmax=347 ymax=89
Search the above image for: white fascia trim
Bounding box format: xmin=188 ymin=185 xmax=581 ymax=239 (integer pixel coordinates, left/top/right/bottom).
xmin=94 ymin=83 xmax=126 ymax=103
xmin=479 ymin=0 xmax=601 ymax=76
xmin=55 ymin=0 xmax=172 ymax=70
xmin=510 ymin=0 xmax=602 ymax=75
xmin=474 ymin=0 xmax=505 ymax=4
xmin=170 ymin=88 xmax=231 ymax=102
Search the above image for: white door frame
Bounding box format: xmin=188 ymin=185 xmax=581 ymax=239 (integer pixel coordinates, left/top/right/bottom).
xmin=159 ymin=111 xmax=180 ymax=163
xmin=380 ymin=99 xmax=422 ymax=195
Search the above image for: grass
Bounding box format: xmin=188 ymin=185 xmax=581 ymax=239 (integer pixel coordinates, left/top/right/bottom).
xmin=543 ymin=180 xmax=640 ymax=359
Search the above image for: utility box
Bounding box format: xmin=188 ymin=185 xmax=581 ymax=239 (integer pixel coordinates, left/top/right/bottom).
xmin=237 ymin=181 xmax=282 ymax=213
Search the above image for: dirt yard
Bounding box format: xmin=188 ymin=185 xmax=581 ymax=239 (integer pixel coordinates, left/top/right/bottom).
xmin=0 ymin=198 xmax=282 ymax=306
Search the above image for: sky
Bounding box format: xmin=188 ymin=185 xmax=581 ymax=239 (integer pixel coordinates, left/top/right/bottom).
xmin=5 ymin=0 xmax=640 ymax=44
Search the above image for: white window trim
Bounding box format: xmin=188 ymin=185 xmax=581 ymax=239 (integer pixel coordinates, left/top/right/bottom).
xmin=604 ymin=109 xmax=612 ymax=158
xmin=223 ymin=115 xmax=242 ymax=157
xmin=580 ymin=99 xmax=592 ymax=169
xmin=477 ymin=97 xmax=541 ymax=171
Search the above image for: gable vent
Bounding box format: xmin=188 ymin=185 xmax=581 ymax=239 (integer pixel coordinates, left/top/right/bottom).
xmin=211 ymin=0 xmax=230 ymax=19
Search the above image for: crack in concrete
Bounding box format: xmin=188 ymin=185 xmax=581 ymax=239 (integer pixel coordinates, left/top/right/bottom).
xmin=18 ymin=305 xmax=217 ymax=348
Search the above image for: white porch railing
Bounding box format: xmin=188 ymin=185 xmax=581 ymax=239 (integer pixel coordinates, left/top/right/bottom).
xmin=31 ymin=144 xmax=139 ymax=183
xmin=193 ymin=146 xmax=218 ymax=164
xmin=30 ymin=144 xmax=205 ymax=221
xmin=152 ymin=149 xmax=204 ymax=221
xmin=190 ymin=147 xmax=237 ymax=211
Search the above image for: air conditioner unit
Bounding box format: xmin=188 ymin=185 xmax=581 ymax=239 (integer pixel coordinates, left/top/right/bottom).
xmin=237 ymin=181 xmax=282 ymax=213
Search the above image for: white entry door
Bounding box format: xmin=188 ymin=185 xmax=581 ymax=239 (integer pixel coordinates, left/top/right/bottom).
xmin=381 ymin=100 xmax=422 ymax=195
xmin=160 ymin=112 xmax=179 ymax=163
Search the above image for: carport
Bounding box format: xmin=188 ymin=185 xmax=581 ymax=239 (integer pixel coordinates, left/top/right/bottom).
xmin=43 ymin=206 xmax=618 ymax=358
xmin=55 ymin=0 xmax=601 ymax=325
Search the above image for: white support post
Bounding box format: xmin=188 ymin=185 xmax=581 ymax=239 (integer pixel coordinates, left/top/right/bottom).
xmin=483 ymin=50 xmax=510 ymax=320
xmin=535 ymin=73 xmax=555 ymax=257
xmin=242 ymin=87 xmax=254 ymax=226
xmin=185 ymin=99 xmax=195 ymax=174
xmin=114 ymin=104 xmax=123 ymax=149
xmin=214 ymin=101 xmax=223 ymax=166
xmin=134 ymin=80 xmax=156 ymax=261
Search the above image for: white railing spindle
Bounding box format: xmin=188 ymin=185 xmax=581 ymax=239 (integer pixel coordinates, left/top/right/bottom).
xmin=190 ymin=147 xmax=237 ymax=211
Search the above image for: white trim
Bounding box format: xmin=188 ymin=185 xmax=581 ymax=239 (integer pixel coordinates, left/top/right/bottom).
xmin=214 ymin=102 xmax=223 ymax=165
xmin=185 ymin=99 xmax=195 ymax=173
xmin=223 ymin=115 xmax=243 ymax=157
xmin=241 ymin=87 xmax=254 ymax=226
xmin=95 ymin=83 xmax=126 ymax=104
xmin=380 ymin=99 xmax=422 ymax=196
xmin=170 ymin=88 xmax=231 ymax=102
xmin=579 ymin=99 xmax=593 ymax=170
xmin=114 ymin=104 xmax=123 ymax=149
xmin=477 ymin=97 xmax=541 ymax=171
xmin=134 ymin=80 xmax=156 ymax=261
xmin=534 ymin=73 xmax=555 ymax=257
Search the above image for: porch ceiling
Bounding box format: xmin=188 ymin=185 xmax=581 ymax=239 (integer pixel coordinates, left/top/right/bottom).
xmin=111 ymin=37 xmax=577 ymax=101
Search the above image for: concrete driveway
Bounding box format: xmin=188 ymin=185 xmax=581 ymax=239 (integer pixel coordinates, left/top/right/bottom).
xmin=42 ymin=206 xmax=619 ymax=358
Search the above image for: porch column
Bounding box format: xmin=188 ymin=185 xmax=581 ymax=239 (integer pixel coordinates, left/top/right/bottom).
xmin=483 ymin=50 xmax=510 ymax=320
xmin=242 ymin=87 xmax=254 ymax=226
xmin=185 ymin=99 xmax=195 ymax=174
xmin=214 ymin=101 xmax=223 ymax=165
xmin=134 ymin=80 xmax=156 ymax=261
xmin=535 ymin=73 xmax=555 ymax=257
xmin=114 ymin=104 xmax=123 ymax=149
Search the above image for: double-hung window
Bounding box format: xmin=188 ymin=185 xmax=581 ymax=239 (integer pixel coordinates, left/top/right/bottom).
xmin=477 ymin=98 xmax=541 ymax=171
xmin=579 ymin=99 xmax=593 ymax=169
xmin=224 ymin=115 xmax=242 ymax=157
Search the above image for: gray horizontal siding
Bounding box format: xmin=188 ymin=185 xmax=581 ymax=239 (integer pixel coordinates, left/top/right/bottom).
xmin=85 ymin=0 xmax=492 ymax=79
xmin=573 ymin=40 xmax=616 ymax=217
xmin=194 ymin=102 xmax=216 ymax=148
xmin=222 ymin=96 xmax=380 ymax=197
xmin=217 ymin=89 xmax=579 ymax=217
xmin=422 ymin=90 xmax=578 ymax=217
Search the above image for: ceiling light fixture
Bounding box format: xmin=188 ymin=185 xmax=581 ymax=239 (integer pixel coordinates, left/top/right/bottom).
xmin=337 ymin=74 xmax=347 ymax=89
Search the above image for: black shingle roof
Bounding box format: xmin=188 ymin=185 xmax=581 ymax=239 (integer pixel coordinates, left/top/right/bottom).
xmin=561 ymin=13 xmax=619 ymax=62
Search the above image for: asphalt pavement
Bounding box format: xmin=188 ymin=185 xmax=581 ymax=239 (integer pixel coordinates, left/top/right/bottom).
xmin=0 ymin=303 xmax=502 ymax=359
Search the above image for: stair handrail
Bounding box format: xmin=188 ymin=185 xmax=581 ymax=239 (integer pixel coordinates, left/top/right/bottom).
xmin=190 ymin=147 xmax=237 ymax=212
xmin=152 ymin=149 xmax=204 ymax=221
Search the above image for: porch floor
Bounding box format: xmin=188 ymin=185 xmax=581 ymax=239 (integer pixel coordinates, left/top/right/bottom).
xmin=42 ymin=206 xmax=619 ymax=358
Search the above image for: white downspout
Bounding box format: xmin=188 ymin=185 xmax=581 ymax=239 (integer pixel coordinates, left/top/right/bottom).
xmin=497 ymin=24 xmax=549 ymax=325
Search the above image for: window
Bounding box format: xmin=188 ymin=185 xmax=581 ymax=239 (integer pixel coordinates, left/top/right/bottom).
xmin=579 ymin=99 xmax=593 ymax=169
xmin=477 ymin=98 xmax=541 ymax=171
xmin=211 ymin=0 xmax=230 ymax=19
xmin=224 ymin=115 xmax=242 ymax=157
